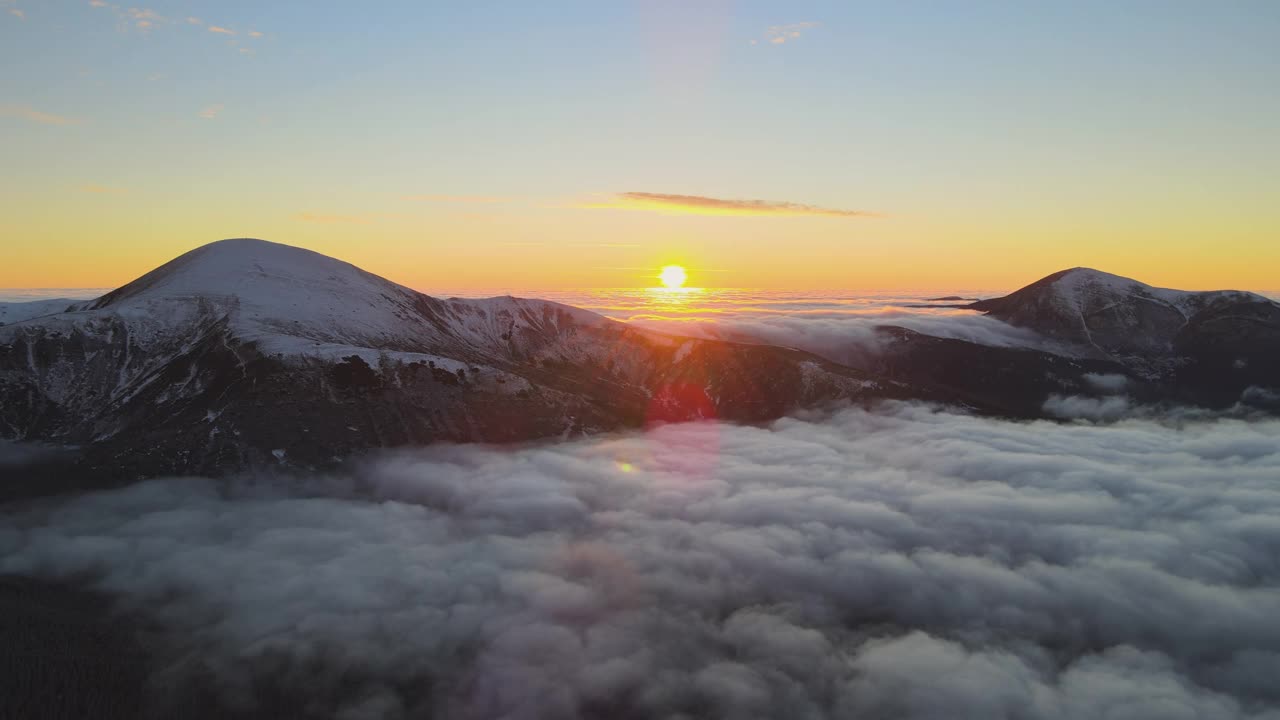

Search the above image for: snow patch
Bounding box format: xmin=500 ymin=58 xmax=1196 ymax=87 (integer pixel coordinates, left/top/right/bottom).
xmin=0 ymin=298 xmax=77 ymax=326
xmin=1049 ymin=268 xmax=1273 ymax=321
xmin=673 ymin=340 xmax=694 ymax=363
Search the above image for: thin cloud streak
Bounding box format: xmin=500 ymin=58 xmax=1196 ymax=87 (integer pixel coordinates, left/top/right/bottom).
xmin=84 ymin=2 xmax=259 ymax=48
xmin=0 ymin=104 xmax=81 ymax=126
xmin=79 ymin=184 xmax=127 ymax=194
xmin=126 ymin=6 xmax=158 ymax=30
xmin=87 ymin=3 xmax=164 ymax=31
xmin=751 ymin=21 xmax=818 ymax=46
xmin=581 ymin=191 xmax=878 ymax=218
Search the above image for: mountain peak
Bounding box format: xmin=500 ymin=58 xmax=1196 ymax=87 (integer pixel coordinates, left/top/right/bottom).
xmin=198 ymin=237 xmax=279 ymax=250
xmin=53 ymin=239 xmax=615 ymax=361
xmin=88 ymin=238 xmax=390 ymax=310
xmin=1030 ymin=266 xmax=1269 ymax=302
xmin=972 ymin=267 xmax=1279 ymax=358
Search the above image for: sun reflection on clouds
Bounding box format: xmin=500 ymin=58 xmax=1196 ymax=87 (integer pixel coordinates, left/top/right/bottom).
xmin=644 ymin=285 xmax=704 ymax=309
xmin=427 ymin=288 xmax=1059 ymax=367
xmin=418 ymin=286 xmax=1058 ymax=368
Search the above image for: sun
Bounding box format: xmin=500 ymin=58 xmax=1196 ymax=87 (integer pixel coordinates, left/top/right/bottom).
xmin=658 ymin=265 xmax=688 ymax=289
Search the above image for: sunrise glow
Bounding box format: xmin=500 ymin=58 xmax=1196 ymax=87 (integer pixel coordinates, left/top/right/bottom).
xmin=658 ymin=265 xmax=688 ymax=290
xmin=0 ymin=5 xmax=1275 ymax=293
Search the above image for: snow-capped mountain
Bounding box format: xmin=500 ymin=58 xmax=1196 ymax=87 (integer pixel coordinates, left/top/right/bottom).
xmin=969 ymin=267 xmax=1280 ymax=359
xmin=965 ymin=267 xmax=1280 ymax=404
xmin=3 ymin=245 xmax=1275 ymax=488
xmin=0 ymin=239 xmax=915 ymax=481
xmin=73 ymin=238 xmax=612 ymax=360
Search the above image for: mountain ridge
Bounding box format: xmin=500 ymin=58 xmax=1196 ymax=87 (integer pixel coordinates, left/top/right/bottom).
xmin=969 ymin=266 xmax=1280 ymax=361
xmin=0 ymin=239 xmax=927 ymax=487
xmin=1 ymin=242 xmax=1276 ymax=493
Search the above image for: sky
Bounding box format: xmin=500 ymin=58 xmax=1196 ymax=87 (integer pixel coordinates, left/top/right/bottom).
xmin=2 ymin=1 xmax=1278 ymax=292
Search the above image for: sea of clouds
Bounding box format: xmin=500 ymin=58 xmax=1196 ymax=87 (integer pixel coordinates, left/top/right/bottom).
xmin=519 ymin=288 xmax=1081 ymax=363
xmin=4 ymin=403 xmax=1280 ymax=719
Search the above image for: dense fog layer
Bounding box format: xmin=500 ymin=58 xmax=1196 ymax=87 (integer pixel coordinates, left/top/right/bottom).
xmin=616 ymin=292 xmax=1071 ymax=361
xmin=514 ymin=288 xmax=1072 ymax=361
xmin=3 ymin=404 xmax=1280 ymax=719
xmin=634 ymin=311 xmax=1066 ymax=364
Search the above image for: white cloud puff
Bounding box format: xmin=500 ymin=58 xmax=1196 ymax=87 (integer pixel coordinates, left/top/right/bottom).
xmin=3 ymin=404 xmax=1280 ymax=718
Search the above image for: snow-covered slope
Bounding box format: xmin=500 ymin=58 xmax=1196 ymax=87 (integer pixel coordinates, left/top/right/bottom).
xmin=70 ymin=238 xmax=608 ymax=359
xmin=0 ymin=298 xmax=79 ymax=326
xmin=1027 ymin=267 xmax=1265 ymax=318
xmin=970 ymin=267 xmax=1280 ymax=359
xmin=0 ymin=239 xmax=902 ymax=481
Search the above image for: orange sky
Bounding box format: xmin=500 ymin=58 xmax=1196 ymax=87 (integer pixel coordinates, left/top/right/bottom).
xmin=3 ymin=194 xmax=1276 ymax=294
xmin=2 ymin=3 xmax=1278 ymax=294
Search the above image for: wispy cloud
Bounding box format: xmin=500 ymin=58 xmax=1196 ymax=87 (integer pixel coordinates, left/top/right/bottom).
xmin=86 ymin=3 xmax=163 ymax=32
xmin=0 ymin=103 xmax=81 ymax=126
xmin=197 ymin=103 xmax=224 ymax=119
xmin=8 ymin=8 xmax=23 ymax=20
xmin=85 ymin=2 xmax=263 ymax=49
xmin=79 ymin=184 xmax=127 ymax=194
xmin=127 ymin=6 xmax=159 ymax=30
xmin=580 ymin=192 xmax=877 ymax=218
xmin=751 ymin=21 xmax=818 ymax=46
xmin=401 ymin=194 xmax=509 ymax=204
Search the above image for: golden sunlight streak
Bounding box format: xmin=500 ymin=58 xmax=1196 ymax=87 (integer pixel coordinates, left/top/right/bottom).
xmin=658 ymin=265 xmax=688 ymax=289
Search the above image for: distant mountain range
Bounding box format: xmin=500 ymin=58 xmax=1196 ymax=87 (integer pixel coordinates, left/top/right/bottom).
xmin=2 ymin=240 xmax=1276 ymax=490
